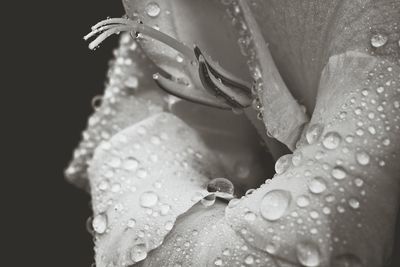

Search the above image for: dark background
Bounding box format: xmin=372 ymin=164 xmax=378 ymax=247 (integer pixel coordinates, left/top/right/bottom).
xmin=5 ymin=1 xmax=125 ymax=266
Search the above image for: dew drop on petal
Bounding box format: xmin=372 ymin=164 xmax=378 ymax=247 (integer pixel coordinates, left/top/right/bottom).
xmin=322 ymin=132 xmax=342 ymax=150
xmin=370 ymin=33 xmax=388 ymax=48
xmin=127 ymin=218 xmax=136 ymax=228
xmin=356 ymin=151 xmax=370 ymax=165
xmin=348 ymin=198 xmax=360 ymax=209
xmin=244 ymin=211 xmax=257 ymax=221
xmin=266 ymin=242 xmax=278 ymax=254
xmin=275 ymin=154 xmax=292 ymax=174
xmin=207 ymin=178 xmax=234 ymax=195
xmin=92 ymin=213 xmax=107 ymax=234
xmin=244 ymin=255 xmax=254 ymax=265
xmin=332 ymin=254 xmax=363 ymax=267
xmin=296 ymin=195 xmax=311 ymax=207
xmin=354 ymin=178 xmax=364 ymax=187
xmin=308 ymin=176 xmax=327 ymax=194
xmin=296 ymin=241 xmax=320 ymax=267
xmin=130 ymin=243 xmax=147 ymax=262
xmin=306 ymin=124 xmax=324 ymax=144
xmin=145 ymin=2 xmax=161 ymax=17
xmin=140 ymin=191 xmax=158 ymax=208
xmin=260 ymin=190 xmax=291 ymax=221
xmin=214 ymin=258 xmax=223 ymax=266
xmin=165 ymin=221 xmax=174 ymax=230
xmin=123 ymin=157 xmax=139 ymax=171
xmin=332 ymin=166 xmax=347 ymax=180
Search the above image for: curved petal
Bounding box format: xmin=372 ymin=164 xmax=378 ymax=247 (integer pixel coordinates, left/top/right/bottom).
xmin=225 ymin=51 xmax=400 ymax=266
xmin=89 ymin=112 xmax=227 ymax=266
xmin=65 ymin=34 xmax=166 ymax=189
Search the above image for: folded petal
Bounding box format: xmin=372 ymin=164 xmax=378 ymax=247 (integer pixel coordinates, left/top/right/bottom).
xmin=89 ymin=112 xmax=227 ymax=266
xmin=65 ymin=34 xmax=166 ymax=189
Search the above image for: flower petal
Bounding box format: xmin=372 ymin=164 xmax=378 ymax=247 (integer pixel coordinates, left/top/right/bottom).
xmin=89 ymin=112 xmax=227 ymax=266
xmin=65 ymin=34 xmax=165 ymax=189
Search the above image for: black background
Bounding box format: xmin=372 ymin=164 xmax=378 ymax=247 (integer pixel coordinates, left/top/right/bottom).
xmin=5 ymin=0 xmax=400 ymax=266
xmin=5 ymin=1 xmax=125 ymax=266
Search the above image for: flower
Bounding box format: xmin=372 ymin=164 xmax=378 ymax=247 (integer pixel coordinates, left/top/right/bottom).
xmin=66 ymin=0 xmax=400 ymax=266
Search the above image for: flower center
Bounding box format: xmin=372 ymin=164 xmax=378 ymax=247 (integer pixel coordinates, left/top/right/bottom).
xmin=85 ymin=17 xmax=253 ymax=109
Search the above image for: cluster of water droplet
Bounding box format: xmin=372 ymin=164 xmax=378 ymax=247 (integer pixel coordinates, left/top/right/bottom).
xmin=65 ymin=32 xmax=163 ymax=189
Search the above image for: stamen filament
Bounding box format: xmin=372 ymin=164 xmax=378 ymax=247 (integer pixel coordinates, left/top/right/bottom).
xmin=86 ymin=18 xmax=194 ymax=60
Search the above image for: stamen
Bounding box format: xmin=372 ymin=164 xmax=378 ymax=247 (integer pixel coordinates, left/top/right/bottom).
xmin=194 ymin=46 xmax=252 ymax=93
xmin=85 ymin=17 xmax=254 ymax=110
xmin=198 ymin=56 xmax=250 ymax=108
xmin=153 ymin=73 xmax=230 ymax=109
xmin=85 ymin=18 xmax=194 ymax=60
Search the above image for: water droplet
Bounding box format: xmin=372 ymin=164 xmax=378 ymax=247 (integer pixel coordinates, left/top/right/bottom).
xmin=260 ymin=190 xmax=291 ymax=221
xmin=165 ymin=221 xmax=174 ymax=230
xmin=207 ymin=178 xmax=234 ymax=195
xmin=354 ymin=178 xmax=364 ymax=187
xmin=308 ymin=176 xmax=327 ymax=194
xmin=306 ymin=124 xmax=324 ymax=144
xmin=130 ymin=243 xmax=147 ymax=262
xmin=145 ymin=2 xmax=161 ymax=17
xmin=91 ymin=95 xmax=103 ymax=111
xmin=124 ymin=76 xmax=139 ymax=88
xmin=265 ymin=242 xmax=278 ymax=254
xmin=292 ymin=151 xmax=303 ymax=166
xmin=127 ymin=218 xmax=136 ymax=228
xmin=382 ymin=138 xmax=391 ymax=146
xmin=296 ymin=195 xmax=311 ymax=207
xmin=332 ymin=254 xmax=363 ymax=267
xmin=322 ymin=132 xmax=342 ymax=150
xmin=348 ymin=198 xmax=360 ymax=209
xmin=275 ymin=154 xmax=292 ymax=174
xmin=244 ymin=255 xmax=254 ymax=265
xmin=376 ymin=86 xmax=385 ymax=94
xmin=370 ymin=33 xmax=388 ymax=48
xmin=123 ymin=157 xmax=139 ymax=170
xmin=332 ymin=166 xmax=347 ymax=180
xmin=137 ymin=168 xmax=148 ymax=179
xmin=92 ymin=213 xmax=107 ymax=234
xmin=244 ymin=211 xmax=257 ymax=221
xmin=356 ymin=151 xmax=370 ymax=165
xmin=296 ymin=241 xmax=320 ymax=267
xmin=140 ymin=191 xmax=158 ymax=207
xmin=214 ymin=258 xmax=223 ymax=266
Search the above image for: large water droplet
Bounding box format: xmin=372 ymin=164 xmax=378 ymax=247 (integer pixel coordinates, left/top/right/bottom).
xmin=296 ymin=241 xmax=320 ymax=267
xmin=92 ymin=213 xmax=107 ymax=234
xmin=275 ymin=154 xmax=292 ymax=174
xmin=140 ymin=191 xmax=158 ymax=207
xmin=260 ymin=190 xmax=291 ymax=221
xmin=308 ymin=176 xmax=327 ymax=194
xmin=207 ymin=178 xmax=234 ymax=195
xmin=332 ymin=254 xmax=363 ymax=267
xmin=145 ymin=2 xmax=161 ymax=17
xmin=355 ymin=151 xmax=370 ymax=165
xmin=370 ymin=33 xmax=388 ymax=48
xmin=322 ymin=132 xmax=342 ymax=150
xmin=130 ymin=243 xmax=147 ymax=262
xmin=306 ymin=124 xmax=324 ymax=144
